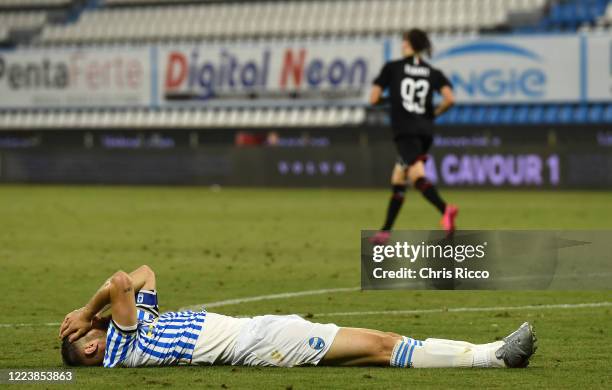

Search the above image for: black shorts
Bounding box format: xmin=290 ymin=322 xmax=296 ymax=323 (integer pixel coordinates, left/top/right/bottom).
xmin=395 ymin=134 xmax=433 ymax=167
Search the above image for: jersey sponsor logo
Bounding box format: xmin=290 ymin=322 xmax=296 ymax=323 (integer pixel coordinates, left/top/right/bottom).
xmin=432 ymin=41 xmax=546 ymax=100
xmin=308 ymin=337 xmax=325 ymax=350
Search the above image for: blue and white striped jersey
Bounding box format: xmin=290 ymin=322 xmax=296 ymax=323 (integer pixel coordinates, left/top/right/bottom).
xmin=103 ymin=289 xmax=206 ymax=368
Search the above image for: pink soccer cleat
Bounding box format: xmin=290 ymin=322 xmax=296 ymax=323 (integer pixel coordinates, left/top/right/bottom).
xmin=369 ymin=231 xmax=391 ymax=245
xmin=440 ymin=205 xmax=459 ymax=235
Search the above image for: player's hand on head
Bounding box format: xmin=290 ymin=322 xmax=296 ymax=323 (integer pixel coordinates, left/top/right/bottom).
xmin=59 ymin=307 xmax=94 ymax=342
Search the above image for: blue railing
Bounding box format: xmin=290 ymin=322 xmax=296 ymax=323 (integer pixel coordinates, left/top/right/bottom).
xmin=436 ymin=103 xmax=612 ymax=125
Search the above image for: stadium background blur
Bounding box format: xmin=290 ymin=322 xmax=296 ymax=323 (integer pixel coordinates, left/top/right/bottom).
xmin=0 ymin=1 xmax=611 ymax=389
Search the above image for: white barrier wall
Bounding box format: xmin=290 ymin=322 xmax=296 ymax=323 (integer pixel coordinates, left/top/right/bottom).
xmin=0 ymin=34 xmax=609 ymax=109
xmin=586 ymin=34 xmax=612 ymax=101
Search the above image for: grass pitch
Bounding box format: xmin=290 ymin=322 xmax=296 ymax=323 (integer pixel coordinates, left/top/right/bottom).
xmin=0 ymin=186 xmax=610 ymax=389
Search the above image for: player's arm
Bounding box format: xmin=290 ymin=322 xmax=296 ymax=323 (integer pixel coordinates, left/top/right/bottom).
xmin=83 ymin=265 xmax=156 ymax=317
xmin=434 ymin=85 xmax=455 ymax=117
xmin=370 ymin=84 xmax=384 ymax=105
xmin=59 ymin=265 xmax=156 ymax=341
xmin=370 ymin=63 xmax=391 ymax=106
xmin=130 ymin=264 xmax=156 ymax=291
xmin=108 ymin=265 xmax=156 ymax=329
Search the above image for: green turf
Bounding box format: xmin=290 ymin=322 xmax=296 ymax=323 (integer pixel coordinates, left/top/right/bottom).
xmin=0 ymin=186 xmax=610 ymax=389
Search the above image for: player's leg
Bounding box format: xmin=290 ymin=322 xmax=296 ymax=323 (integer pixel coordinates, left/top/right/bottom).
xmin=371 ymin=163 xmax=408 ymax=244
xmin=321 ymin=323 xmax=536 ymax=368
xmin=319 ymin=327 xmax=401 ymax=366
xmin=322 ymin=327 xmax=485 ymax=367
xmin=321 ymin=327 xmax=486 ymax=367
xmin=408 ymin=160 xmax=458 ymax=234
xmin=382 ymin=163 xmax=408 ymax=231
xmin=407 ymin=135 xmax=458 ymax=233
xmin=408 ymin=159 xmax=446 ymax=214
xmin=370 ymin=137 xmax=420 ymax=244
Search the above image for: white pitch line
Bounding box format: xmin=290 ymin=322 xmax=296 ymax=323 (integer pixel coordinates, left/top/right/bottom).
xmin=0 ymin=288 xmax=361 ymax=328
xmin=179 ymin=287 xmax=361 ymax=311
xmin=311 ymin=301 xmax=612 ymax=317
xmin=2 ymin=301 xmax=610 ymax=329
xmin=0 ymin=322 xmax=60 ymax=328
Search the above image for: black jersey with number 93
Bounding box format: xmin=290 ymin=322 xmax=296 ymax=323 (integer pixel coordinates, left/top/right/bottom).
xmin=373 ymin=55 xmax=452 ymax=137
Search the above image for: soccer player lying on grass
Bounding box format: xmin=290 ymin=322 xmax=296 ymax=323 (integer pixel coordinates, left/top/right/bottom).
xmin=59 ymin=265 xmax=536 ymax=369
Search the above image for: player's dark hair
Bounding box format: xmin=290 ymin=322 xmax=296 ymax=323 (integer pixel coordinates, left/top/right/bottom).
xmin=61 ymin=337 xmax=83 ymax=366
xmin=403 ymin=29 xmax=432 ymax=57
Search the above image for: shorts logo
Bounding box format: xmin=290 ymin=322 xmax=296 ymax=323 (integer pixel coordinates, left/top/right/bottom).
xmin=308 ymin=337 xmax=325 ymax=350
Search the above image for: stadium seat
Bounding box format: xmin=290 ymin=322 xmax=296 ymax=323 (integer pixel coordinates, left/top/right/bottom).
xmin=515 ymin=106 xmax=529 ymax=124
xmin=443 ymin=106 xmax=460 ymax=124
xmin=457 ymin=106 xmax=475 ymax=125
xmin=573 ymin=105 xmax=589 ymax=123
xmin=588 ymin=104 xmax=604 ymax=123
xmin=543 ymin=105 xmax=558 ymax=124
xmin=558 ymin=105 xmax=573 ymax=123
xmin=499 ymin=105 xmax=516 ymax=125
xmin=484 ymin=106 xmax=502 ymax=124
xmin=0 ymin=11 xmax=47 ymax=30
xmin=0 ymin=0 xmax=69 ymax=6
xmin=604 ymin=104 xmax=612 ymax=123
xmin=472 ymin=105 xmax=488 ymax=125
xmin=527 ymin=105 xmax=545 ymax=124
xmin=539 ymin=0 xmax=609 ymax=31
xmin=435 ymin=111 xmax=449 ymax=125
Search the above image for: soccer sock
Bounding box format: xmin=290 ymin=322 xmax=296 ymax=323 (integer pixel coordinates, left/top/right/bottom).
xmin=424 ymin=338 xmax=474 ymax=348
xmin=414 ymin=177 xmax=447 ymax=214
xmin=390 ymin=337 xmax=423 ymax=367
xmin=425 ymin=338 xmax=505 ymax=368
xmin=471 ymin=341 xmax=505 ymax=368
xmin=381 ymin=185 xmax=407 ymax=231
xmin=390 ymin=337 xmax=505 ymax=368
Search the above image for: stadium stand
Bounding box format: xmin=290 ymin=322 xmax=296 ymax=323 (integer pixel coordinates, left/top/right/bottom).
xmin=594 ymin=0 xmax=612 ymax=28
xmin=0 ymin=0 xmax=610 ymax=128
xmin=1 ymin=103 xmax=610 ymax=130
xmin=35 ymin=0 xmax=549 ymax=44
xmin=0 ymin=12 xmax=48 ymax=30
xmin=0 ymin=0 xmax=78 ymax=46
xmin=436 ymin=104 xmax=612 ymax=125
xmin=531 ymin=0 xmax=609 ymax=32
xmin=0 ymin=0 xmax=71 ymax=7
xmin=0 ymin=106 xmax=367 ymax=129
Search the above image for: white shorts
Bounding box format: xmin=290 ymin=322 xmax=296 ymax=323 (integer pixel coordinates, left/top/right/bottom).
xmin=192 ymin=313 xmax=251 ymax=365
xmin=231 ymin=315 xmax=339 ymax=367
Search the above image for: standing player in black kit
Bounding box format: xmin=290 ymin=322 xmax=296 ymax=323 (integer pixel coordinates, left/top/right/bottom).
xmin=370 ymin=29 xmax=458 ymax=244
